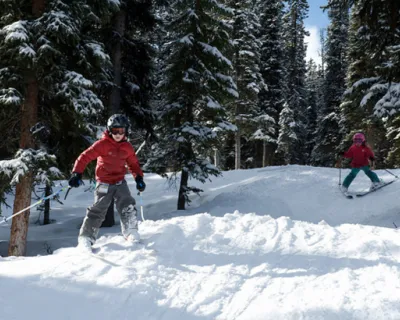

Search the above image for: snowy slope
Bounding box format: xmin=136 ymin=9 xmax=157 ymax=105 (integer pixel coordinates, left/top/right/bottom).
xmin=1 ymin=166 xmax=400 ymax=319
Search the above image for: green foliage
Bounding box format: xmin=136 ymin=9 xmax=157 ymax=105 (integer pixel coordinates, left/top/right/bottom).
xmin=148 ymin=0 xmax=236 ymax=207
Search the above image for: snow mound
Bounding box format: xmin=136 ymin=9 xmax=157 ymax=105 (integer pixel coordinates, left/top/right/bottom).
xmin=1 ymin=213 xmax=400 ymax=319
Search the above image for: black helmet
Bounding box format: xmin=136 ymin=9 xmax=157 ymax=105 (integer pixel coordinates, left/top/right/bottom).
xmin=107 ymin=114 xmax=130 ymax=133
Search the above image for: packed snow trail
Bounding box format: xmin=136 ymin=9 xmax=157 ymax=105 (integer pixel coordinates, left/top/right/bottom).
xmin=1 ymin=166 xmax=400 ymax=319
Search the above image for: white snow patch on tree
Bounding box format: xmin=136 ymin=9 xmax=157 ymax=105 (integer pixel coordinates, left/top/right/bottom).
xmin=1 ymin=21 xmax=29 ymax=43
xmin=199 ymin=42 xmax=232 ymax=67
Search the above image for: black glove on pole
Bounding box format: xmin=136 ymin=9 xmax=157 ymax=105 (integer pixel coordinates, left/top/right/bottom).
xmin=69 ymin=172 xmax=83 ymax=188
xmin=135 ymin=176 xmax=146 ymax=192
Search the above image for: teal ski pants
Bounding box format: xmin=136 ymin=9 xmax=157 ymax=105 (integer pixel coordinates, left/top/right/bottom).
xmin=343 ymin=166 xmax=380 ymax=188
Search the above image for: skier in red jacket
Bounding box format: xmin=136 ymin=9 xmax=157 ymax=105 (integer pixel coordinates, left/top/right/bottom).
xmin=68 ymin=114 xmax=146 ymax=251
xmin=337 ymin=132 xmax=382 ymax=192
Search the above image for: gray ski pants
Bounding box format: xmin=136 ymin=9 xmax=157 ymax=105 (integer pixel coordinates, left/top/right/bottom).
xmin=79 ymin=180 xmax=138 ymax=243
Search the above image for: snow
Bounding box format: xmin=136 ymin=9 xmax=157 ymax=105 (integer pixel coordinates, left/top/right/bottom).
xmin=360 ymin=91 xmax=374 ymax=107
xmin=85 ymin=42 xmax=110 ymax=62
xmin=43 ymin=10 xmax=78 ymax=35
xmin=64 ymin=71 xmax=93 ymax=87
xmin=239 ymin=50 xmax=255 ymax=57
xmin=0 ymin=88 xmax=22 ymax=106
xmin=199 ymin=42 xmax=232 ymax=67
xmin=57 ymin=72 xmax=104 ymax=115
xmin=207 ymin=0 xmax=234 ymax=14
xmin=18 ymin=43 xmax=36 ymax=57
xmin=374 ymin=83 xmax=400 ymax=116
xmin=107 ymin=0 xmax=120 ymax=7
xmin=226 ymin=87 xmax=239 ymax=98
xmin=0 ymin=149 xmax=55 ymax=184
xmin=1 ymin=21 xmax=29 ymax=43
xmin=179 ymin=34 xmax=193 ymax=45
xmin=344 ymin=77 xmax=380 ymax=96
xmin=206 ymin=96 xmax=222 ymax=109
xmin=181 ymin=123 xmax=217 ymax=139
xmin=1 ymin=165 xmax=400 ymax=319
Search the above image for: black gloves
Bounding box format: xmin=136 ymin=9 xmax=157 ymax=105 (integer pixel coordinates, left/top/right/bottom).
xmin=68 ymin=172 xmax=83 ymax=188
xmin=135 ymin=176 xmax=146 ymax=192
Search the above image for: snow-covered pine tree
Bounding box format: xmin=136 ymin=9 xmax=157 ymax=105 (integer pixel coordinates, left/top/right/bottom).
xmin=276 ymin=102 xmax=297 ymax=164
xmin=281 ymin=0 xmax=309 ymax=164
xmin=103 ymin=0 xmax=155 ymax=133
xmin=310 ymin=1 xmax=348 ymax=166
xmin=254 ymin=0 xmax=285 ymax=166
xmin=338 ymin=0 xmax=399 ymax=165
xmin=385 ymin=42 xmax=400 ymax=166
xmin=148 ymin=0 xmax=237 ymax=210
xmin=304 ymin=59 xmax=319 ymax=160
xmin=319 ymin=28 xmax=326 ymax=78
xmin=227 ymin=0 xmax=265 ymax=169
xmin=0 ymin=0 xmax=115 ymax=255
xmin=371 ymin=4 xmax=400 ymax=166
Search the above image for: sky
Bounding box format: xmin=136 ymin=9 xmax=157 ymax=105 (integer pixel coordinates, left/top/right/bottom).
xmin=1 ymin=166 xmax=400 ymax=319
xmin=305 ymin=0 xmax=330 ymax=65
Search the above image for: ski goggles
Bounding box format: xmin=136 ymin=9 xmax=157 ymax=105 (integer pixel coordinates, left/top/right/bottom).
xmin=110 ymin=128 xmax=126 ymax=135
xmin=353 ymin=138 xmax=363 ymax=143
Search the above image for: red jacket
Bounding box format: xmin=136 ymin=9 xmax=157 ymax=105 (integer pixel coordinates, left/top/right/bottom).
xmin=73 ymin=132 xmax=143 ymax=184
xmin=343 ymin=144 xmax=375 ymax=168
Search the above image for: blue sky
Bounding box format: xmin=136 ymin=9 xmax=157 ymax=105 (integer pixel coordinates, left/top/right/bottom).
xmin=305 ymin=0 xmax=329 ymax=29
xmin=304 ymin=0 xmax=329 ymax=65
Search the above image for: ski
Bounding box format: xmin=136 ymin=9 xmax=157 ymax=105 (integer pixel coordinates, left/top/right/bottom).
xmin=91 ymin=239 xmax=157 ymax=255
xmin=339 ymin=186 xmax=354 ymax=199
xmin=355 ymin=180 xmax=396 ymax=197
xmin=342 ymin=192 xmax=353 ymax=199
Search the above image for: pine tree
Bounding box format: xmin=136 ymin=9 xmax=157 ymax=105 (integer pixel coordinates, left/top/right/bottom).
xmin=104 ymin=0 xmax=155 ymax=132
xmin=311 ymin=1 xmax=348 ymax=166
xmin=304 ymin=59 xmax=319 ymax=160
xmin=338 ymin=0 xmax=399 ymax=165
xmin=276 ymin=102 xmax=297 ymax=164
xmin=0 ymin=0 xmax=115 ymax=255
xmin=281 ymin=0 xmax=309 ymax=164
xmin=228 ymin=0 xmax=265 ymax=169
xmin=255 ymin=0 xmax=285 ymax=166
xmin=148 ymin=0 xmax=237 ymax=210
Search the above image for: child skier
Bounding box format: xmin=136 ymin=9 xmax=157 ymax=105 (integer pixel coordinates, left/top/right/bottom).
xmin=337 ymin=132 xmax=383 ymax=192
xmin=68 ymin=114 xmax=146 ymax=251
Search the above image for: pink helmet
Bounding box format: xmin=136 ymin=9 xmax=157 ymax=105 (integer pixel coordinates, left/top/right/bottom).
xmin=353 ymin=132 xmax=365 ymax=143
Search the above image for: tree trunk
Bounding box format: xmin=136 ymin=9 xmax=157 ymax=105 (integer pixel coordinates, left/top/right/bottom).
xmin=109 ymin=10 xmax=126 ymax=114
xmin=103 ymin=9 xmax=126 ymax=227
xmin=8 ymin=0 xmax=45 ymax=256
xmin=262 ymin=141 xmax=267 ymax=167
xmin=8 ymin=76 xmax=38 ymax=256
xmin=43 ymin=184 xmax=51 ymax=225
xmin=235 ymin=118 xmax=241 ymax=170
xmin=177 ymin=169 xmax=189 ymax=210
xmin=214 ymin=148 xmax=220 ymax=167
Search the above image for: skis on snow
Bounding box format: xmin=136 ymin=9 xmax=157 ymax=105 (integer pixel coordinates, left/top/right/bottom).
xmin=340 ymin=179 xmax=396 ymax=199
xmin=354 ymin=180 xmax=396 ymax=197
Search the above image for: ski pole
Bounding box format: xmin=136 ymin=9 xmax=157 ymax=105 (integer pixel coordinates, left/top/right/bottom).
xmin=338 ymin=159 xmax=342 ymax=186
xmin=0 ymin=185 xmax=71 ymax=225
xmin=384 ymin=169 xmax=399 ymax=179
xmin=136 ymin=140 xmax=146 ymax=155
xmin=134 ymin=141 xmax=146 ymax=221
xmin=138 ymin=192 xmax=145 ymax=221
